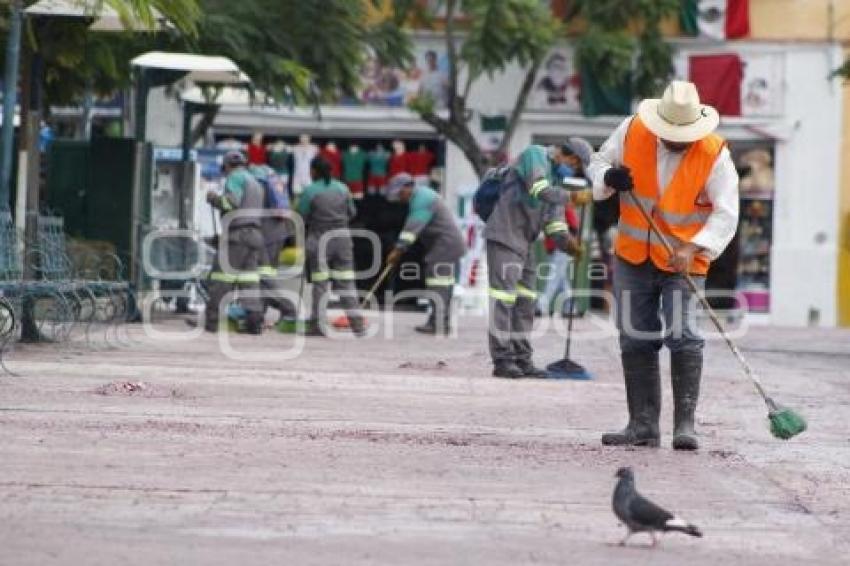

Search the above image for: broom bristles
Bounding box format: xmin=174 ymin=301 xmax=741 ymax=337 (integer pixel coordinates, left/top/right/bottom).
xmin=768 ymin=406 xmax=807 ymax=440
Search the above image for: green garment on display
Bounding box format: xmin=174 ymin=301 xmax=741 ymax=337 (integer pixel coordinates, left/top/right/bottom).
xmin=267 ymin=149 xmax=290 ymax=175
xmin=342 ymin=149 xmax=367 ymax=183
xmin=367 ymin=149 xmax=390 ymax=176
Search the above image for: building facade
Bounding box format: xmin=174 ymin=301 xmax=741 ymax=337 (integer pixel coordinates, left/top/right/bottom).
xmin=202 ymin=0 xmax=850 ymax=327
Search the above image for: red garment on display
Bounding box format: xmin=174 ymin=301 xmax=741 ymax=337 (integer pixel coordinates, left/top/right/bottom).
xmin=408 ymin=149 xmax=435 ymax=176
xmin=388 ymin=152 xmax=410 ymax=176
xmin=368 ymin=175 xmax=387 ymax=190
xmin=320 ymin=147 xmax=343 ymax=178
xmin=247 ymin=143 xmax=267 ymax=165
xmin=689 ymin=54 xmax=743 ymax=117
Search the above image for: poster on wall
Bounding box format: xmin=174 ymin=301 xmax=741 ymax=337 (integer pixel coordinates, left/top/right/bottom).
xmin=348 ymin=47 xmax=450 ymax=108
xmin=530 ymin=49 xmax=581 ymax=112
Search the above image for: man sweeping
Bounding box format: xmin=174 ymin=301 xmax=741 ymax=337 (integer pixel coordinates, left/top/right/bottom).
xmin=588 ymin=81 xmax=739 ymax=450
xmin=485 ymin=145 xmax=585 ymax=379
xmin=385 ymin=173 xmax=466 ymax=335
xmin=204 ymin=151 xmax=266 ymax=334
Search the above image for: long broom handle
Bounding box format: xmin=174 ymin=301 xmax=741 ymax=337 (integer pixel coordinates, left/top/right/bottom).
xmin=626 ymin=192 xmax=773 ymax=407
xmin=564 ymin=202 xmax=586 ymax=359
xmin=359 ymin=262 xmax=396 ymax=309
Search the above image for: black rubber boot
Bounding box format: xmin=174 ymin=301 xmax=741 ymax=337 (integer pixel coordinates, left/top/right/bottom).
xmin=416 ymin=287 xmax=453 ymax=335
xmin=303 ymin=320 xmax=326 ymax=337
xmin=349 ymin=315 xmax=367 ymax=338
xmin=492 ymin=360 xmax=524 ymax=379
xmin=415 ymin=314 xmax=437 ymax=335
xmin=671 ymin=350 xmax=702 ymax=451
xmin=515 ymin=359 xmax=548 ymax=379
xmin=241 ymin=312 xmax=264 ymax=335
xmin=601 ymin=351 xmax=661 ymax=447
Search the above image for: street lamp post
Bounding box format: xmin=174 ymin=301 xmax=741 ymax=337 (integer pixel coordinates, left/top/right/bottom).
xmin=0 ymin=0 xmax=24 ymax=212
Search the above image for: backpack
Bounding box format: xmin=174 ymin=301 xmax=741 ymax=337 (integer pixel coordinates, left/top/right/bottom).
xmin=473 ymin=166 xmax=510 ymax=221
xmin=251 ymin=165 xmax=290 ymax=212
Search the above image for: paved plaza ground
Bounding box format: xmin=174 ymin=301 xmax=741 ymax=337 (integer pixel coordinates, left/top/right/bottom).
xmin=0 ymin=312 xmax=848 ymax=565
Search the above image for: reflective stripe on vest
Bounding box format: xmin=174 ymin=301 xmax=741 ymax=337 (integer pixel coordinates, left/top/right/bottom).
xmin=488 ymin=288 xmax=516 ymax=305
xmin=614 ymin=116 xmax=724 ymax=275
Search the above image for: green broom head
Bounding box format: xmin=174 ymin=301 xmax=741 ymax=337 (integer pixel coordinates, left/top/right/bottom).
xmin=768 ymin=400 xmax=807 ymax=440
xmin=276 ymin=318 xmax=305 ymax=334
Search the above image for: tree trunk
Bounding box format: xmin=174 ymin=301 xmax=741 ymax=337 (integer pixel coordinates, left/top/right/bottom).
xmin=497 ymin=60 xmax=542 ymax=156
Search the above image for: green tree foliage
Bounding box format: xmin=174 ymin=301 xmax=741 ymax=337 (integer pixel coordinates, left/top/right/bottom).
xmin=408 ymin=0 xmax=679 ymax=176
xmin=409 ymin=0 xmax=560 ymax=176
xmin=0 ymin=1 xmax=200 ymax=108
xmin=574 ymin=0 xmax=679 ymax=98
xmin=185 ymin=0 xmax=411 ymax=104
xmin=833 ymin=58 xmax=850 ymax=80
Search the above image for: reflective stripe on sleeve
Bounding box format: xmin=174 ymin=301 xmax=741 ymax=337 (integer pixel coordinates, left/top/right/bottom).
xmin=312 ymin=271 xmax=330 ymax=282
xmin=530 ymin=178 xmax=549 ymax=198
xmin=544 ymin=221 xmax=569 ymax=235
xmin=399 ymin=231 xmax=417 ymax=244
xmin=331 ymin=269 xmax=356 ymax=280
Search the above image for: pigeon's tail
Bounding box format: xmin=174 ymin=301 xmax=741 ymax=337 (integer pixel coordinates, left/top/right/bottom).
xmin=664 ymin=517 xmax=703 ymax=538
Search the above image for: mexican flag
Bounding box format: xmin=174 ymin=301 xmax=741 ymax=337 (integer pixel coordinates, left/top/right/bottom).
xmin=681 ymin=0 xmax=750 ymax=40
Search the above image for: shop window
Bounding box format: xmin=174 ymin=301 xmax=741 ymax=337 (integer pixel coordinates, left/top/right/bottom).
xmin=733 ymin=144 xmax=775 ymax=314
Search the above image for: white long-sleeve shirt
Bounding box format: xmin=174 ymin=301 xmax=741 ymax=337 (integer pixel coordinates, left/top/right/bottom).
xmin=587 ymin=117 xmax=740 ymax=260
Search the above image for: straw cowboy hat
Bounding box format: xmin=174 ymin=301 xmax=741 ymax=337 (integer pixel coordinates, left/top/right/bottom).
xmin=637 ymin=81 xmax=720 ymax=143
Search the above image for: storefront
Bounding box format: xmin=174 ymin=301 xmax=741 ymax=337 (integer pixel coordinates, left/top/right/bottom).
xmin=198 ymin=37 xmax=842 ymax=326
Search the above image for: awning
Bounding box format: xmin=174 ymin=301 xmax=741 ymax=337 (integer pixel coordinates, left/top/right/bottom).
xmin=24 ymin=0 xmax=170 ymax=32
xmin=131 ymin=52 xmax=250 ymax=85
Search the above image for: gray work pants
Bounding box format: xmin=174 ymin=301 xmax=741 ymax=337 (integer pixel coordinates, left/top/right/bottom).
xmin=206 ymin=226 xmax=264 ymax=328
xmin=307 ymin=234 xmax=361 ymax=323
xmin=487 ymin=241 xmax=537 ymax=363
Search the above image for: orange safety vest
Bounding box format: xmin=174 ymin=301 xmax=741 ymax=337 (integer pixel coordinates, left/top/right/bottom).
xmin=614 ymin=116 xmax=726 ymax=276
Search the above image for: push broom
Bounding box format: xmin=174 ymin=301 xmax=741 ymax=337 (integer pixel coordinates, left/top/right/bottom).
xmin=627 ymin=192 xmax=806 ymax=440
xmin=331 ymin=261 xmax=396 ymax=330
xmin=547 ymin=183 xmax=593 ymax=380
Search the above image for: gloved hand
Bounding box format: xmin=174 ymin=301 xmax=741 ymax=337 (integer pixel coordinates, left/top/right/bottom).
xmin=571 ymin=189 xmax=593 ymax=206
xmin=604 ymin=166 xmax=634 ymax=192
xmin=206 ymin=190 xmax=220 ymax=206
xmin=561 ymin=234 xmax=584 ymax=260
xmin=386 ymin=247 xmax=403 ymax=266
xmin=667 ymin=242 xmax=701 ymax=274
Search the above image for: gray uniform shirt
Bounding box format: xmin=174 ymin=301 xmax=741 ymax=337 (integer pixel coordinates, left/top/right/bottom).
xmin=484 ymin=168 xmax=570 ymax=256
xmin=396 ymin=186 xmax=465 ymax=264
xmin=221 ymin=167 xmax=264 ymax=229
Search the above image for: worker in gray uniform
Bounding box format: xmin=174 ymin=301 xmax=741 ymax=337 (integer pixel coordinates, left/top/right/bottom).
xmin=249 ymin=163 xmax=297 ymax=322
xmin=296 ymin=156 xmax=366 ymax=337
xmin=385 ymin=173 xmax=466 ymax=335
xmin=485 ymin=144 xmax=588 ymax=378
xmin=204 ymin=150 xmax=266 ymax=334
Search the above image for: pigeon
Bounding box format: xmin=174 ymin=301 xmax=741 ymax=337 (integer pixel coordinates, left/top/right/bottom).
xmin=612 ymin=466 xmax=702 ymax=547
